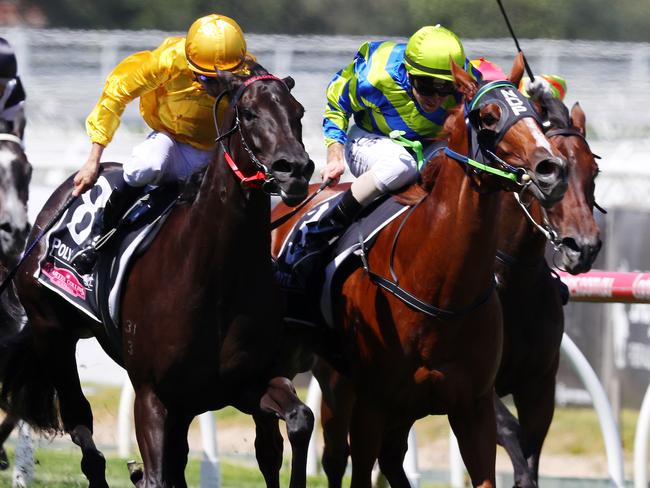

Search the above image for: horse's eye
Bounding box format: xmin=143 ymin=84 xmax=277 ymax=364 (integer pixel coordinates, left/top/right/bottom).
xmin=240 ymin=108 xmax=256 ymax=122
xmin=481 ymin=113 xmax=498 ymax=127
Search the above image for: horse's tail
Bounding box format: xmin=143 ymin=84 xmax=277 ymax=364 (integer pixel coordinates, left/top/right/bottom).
xmin=0 ymin=325 xmax=62 ymax=434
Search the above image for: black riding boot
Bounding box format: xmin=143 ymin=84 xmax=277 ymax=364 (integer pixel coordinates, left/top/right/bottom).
xmin=278 ymin=189 xmax=362 ymax=289
xmin=70 ymin=184 xmax=142 ymax=275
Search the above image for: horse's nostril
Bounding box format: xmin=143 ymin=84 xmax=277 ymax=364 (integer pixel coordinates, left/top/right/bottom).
xmin=304 ymin=159 xmax=315 ymax=179
xmin=0 ymin=222 xmax=12 ymax=233
xmin=535 ymin=159 xmax=563 ymax=178
xmin=271 ymin=159 xmax=292 ymax=175
xmin=561 ymin=236 xmax=581 ymax=253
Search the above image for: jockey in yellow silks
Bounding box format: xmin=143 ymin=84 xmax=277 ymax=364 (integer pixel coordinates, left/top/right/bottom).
xmin=70 ymin=14 xmax=252 ymax=274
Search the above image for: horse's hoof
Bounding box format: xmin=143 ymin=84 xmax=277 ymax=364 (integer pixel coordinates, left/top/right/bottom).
xmin=0 ymin=447 xmax=8 ymax=470
xmin=127 ymin=460 xmax=144 ymax=485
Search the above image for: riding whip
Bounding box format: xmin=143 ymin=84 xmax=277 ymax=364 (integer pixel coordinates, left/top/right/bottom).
xmin=0 ymin=194 xmax=76 ymax=296
xmin=495 ymin=0 xmax=536 ymax=81
xmin=270 ymin=178 xmax=334 ymax=230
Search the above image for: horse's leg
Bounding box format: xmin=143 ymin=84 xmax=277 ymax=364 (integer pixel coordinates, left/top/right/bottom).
xmin=258 ymin=376 xmax=314 ymax=488
xmin=45 ymin=333 xmax=108 ymax=488
xmin=0 ymin=414 xmax=18 ymax=470
xmin=494 ymin=393 xmax=536 ymax=488
xmin=348 ymin=399 xmax=385 ymax=488
xmin=164 ymin=410 xmax=193 ymax=488
xmin=313 ymin=362 xmax=355 ymax=488
xmin=512 ymin=371 xmax=557 ymax=486
xmin=132 ymin=384 xmax=172 ymax=488
xmin=377 ymin=421 xmax=413 ymax=488
xmin=253 ymin=413 xmax=283 ymax=488
xmin=448 ymin=391 xmax=496 ymax=488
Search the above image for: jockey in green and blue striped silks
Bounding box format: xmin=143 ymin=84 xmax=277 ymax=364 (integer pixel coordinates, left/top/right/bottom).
xmin=322 ymin=25 xmax=481 ymax=192
xmin=273 ymin=26 xmax=484 ymax=290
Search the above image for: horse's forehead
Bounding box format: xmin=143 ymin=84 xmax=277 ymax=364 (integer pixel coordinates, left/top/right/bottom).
xmin=247 ymin=82 xmax=294 ymax=106
xmin=518 ymin=117 xmax=554 ymax=152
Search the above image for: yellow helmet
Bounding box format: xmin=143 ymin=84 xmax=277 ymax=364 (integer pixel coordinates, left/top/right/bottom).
xmin=185 ymin=14 xmax=247 ymax=76
xmin=404 ymin=25 xmax=465 ymax=82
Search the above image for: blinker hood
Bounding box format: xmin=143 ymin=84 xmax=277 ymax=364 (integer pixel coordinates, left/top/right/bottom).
xmin=465 ymin=81 xmax=542 ymax=149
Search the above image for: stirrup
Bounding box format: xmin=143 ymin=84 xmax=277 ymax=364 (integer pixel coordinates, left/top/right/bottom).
xmin=69 ymin=226 xmax=118 ymax=275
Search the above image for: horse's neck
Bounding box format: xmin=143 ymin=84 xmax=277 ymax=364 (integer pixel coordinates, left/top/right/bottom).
xmin=188 ymin=153 xmax=271 ymax=274
xmin=407 ymin=142 xmax=502 ymax=304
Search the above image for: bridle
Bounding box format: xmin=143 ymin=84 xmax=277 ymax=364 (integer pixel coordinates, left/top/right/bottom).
xmin=212 ymin=74 xmax=288 ymax=193
xmin=443 ymin=80 xmax=544 ymax=190
xmin=504 ymin=118 xmax=606 ymax=269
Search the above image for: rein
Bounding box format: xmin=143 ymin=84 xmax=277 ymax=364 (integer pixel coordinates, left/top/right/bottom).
xmin=213 ymin=74 xmax=287 ymax=191
xmin=357 ymin=196 xmax=496 ymax=319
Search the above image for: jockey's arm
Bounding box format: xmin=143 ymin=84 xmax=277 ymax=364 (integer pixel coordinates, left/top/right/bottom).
xmin=73 ymin=142 xmax=105 ymax=197
xmin=321 ymin=142 xmax=346 ymax=185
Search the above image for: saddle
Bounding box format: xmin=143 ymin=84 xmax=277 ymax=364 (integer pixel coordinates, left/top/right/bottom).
xmin=37 ymin=167 xmax=181 ymax=357
xmin=276 ymin=193 xmax=411 ymax=327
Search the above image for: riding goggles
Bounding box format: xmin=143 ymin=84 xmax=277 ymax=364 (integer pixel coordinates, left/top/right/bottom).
xmin=409 ymin=75 xmax=456 ymax=97
xmin=195 ymin=73 xmax=220 ymax=86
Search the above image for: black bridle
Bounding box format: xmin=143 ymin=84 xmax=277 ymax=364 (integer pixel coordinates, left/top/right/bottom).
xmin=213 ymin=74 xmax=288 ymax=193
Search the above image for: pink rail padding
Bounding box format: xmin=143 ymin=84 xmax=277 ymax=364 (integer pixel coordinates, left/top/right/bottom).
xmin=557 ymin=270 xmax=650 ymax=303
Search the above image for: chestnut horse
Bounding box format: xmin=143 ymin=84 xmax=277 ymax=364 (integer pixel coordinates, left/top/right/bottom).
xmin=0 ymin=125 xmax=31 ymax=470
xmin=0 ymin=61 xmax=316 ymax=487
xmin=310 ymin=92 xmax=602 ymax=488
xmin=494 ymin=96 xmax=601 ymax=487
xmin=272 ymin=54 xmax=567 ymax=488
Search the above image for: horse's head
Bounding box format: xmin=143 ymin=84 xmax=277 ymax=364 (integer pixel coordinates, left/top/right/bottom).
xmin=207 ymin=63 xmax=314 ymax=207
xmin=451 ymin=53 xmax=568 ymax=207
xmin=542 ymin=100 xmax=602 ymax=273
xmin=0 ymin=132 xmax=31 ymax=265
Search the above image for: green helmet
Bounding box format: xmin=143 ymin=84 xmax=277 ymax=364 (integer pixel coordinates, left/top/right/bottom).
xmin=404 ymin=25 xmax=465 ymax=82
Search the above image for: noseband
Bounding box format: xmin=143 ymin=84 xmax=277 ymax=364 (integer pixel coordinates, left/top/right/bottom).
xmin=213 ymin=74 xmax=288 ymax=193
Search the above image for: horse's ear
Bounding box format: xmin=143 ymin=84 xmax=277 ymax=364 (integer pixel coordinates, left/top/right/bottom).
xmin=451 ymin=57 xmax=477 ymax=100
xmin=507 ymin=52 xmax=525 ymax=86
xmin=571 ymin=102 xmax=586 ymax=135
xmin=282 ymin=76 xmax=295 ymax=92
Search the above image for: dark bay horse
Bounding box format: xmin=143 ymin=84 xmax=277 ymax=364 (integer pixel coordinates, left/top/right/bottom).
xmin=0 ymin=125 xmax=31 ymax=470
xmin=272 ymin=53 xmax=567 ymax=488
xmin=1 ymin=62 xmax=316 ymax=487
xmin=494 ymin=97 xmax=601 ymax=487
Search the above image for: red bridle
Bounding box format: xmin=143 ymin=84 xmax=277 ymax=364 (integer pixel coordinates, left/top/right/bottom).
xmin=214 ymin=74 xmax=286 ymax=190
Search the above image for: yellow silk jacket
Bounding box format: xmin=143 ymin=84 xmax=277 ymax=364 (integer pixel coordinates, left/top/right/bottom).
xmin=86 ymin=36 xmax=228 ymax=151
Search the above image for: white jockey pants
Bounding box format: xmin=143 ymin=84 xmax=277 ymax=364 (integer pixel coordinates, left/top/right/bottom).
xmin=344 ymin=125 xmax=421 ymax=192
xmin=123 ymin=131 xmax=213 ymax=187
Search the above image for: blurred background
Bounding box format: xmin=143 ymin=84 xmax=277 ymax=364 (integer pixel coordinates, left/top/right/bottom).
xmin=2 ymin=1 xmax=650 ymax=486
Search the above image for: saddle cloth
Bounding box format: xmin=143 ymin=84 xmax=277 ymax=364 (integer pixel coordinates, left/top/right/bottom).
xmin=276 ymin=193 xmax=411 ymax=327
xmin=37 ymin=168 xmax=178 ymax=344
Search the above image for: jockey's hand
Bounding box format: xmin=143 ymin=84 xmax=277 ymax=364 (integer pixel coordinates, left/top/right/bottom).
xmin=525 ymin=77 xmax=553 ymax=102
xmin=321 ymin=143 xmax=346 ymax=186
xmin=73 ymin=143 xmax=104 ymax=197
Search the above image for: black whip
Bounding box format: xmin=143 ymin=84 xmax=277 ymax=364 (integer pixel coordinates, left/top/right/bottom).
xmin=270 ymin=178 xmax=333 ymax=230
xmin=496 ymin=0 xmax=536 ymax=81
xmin=0 ymin=194 xmax=76 ymax=296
